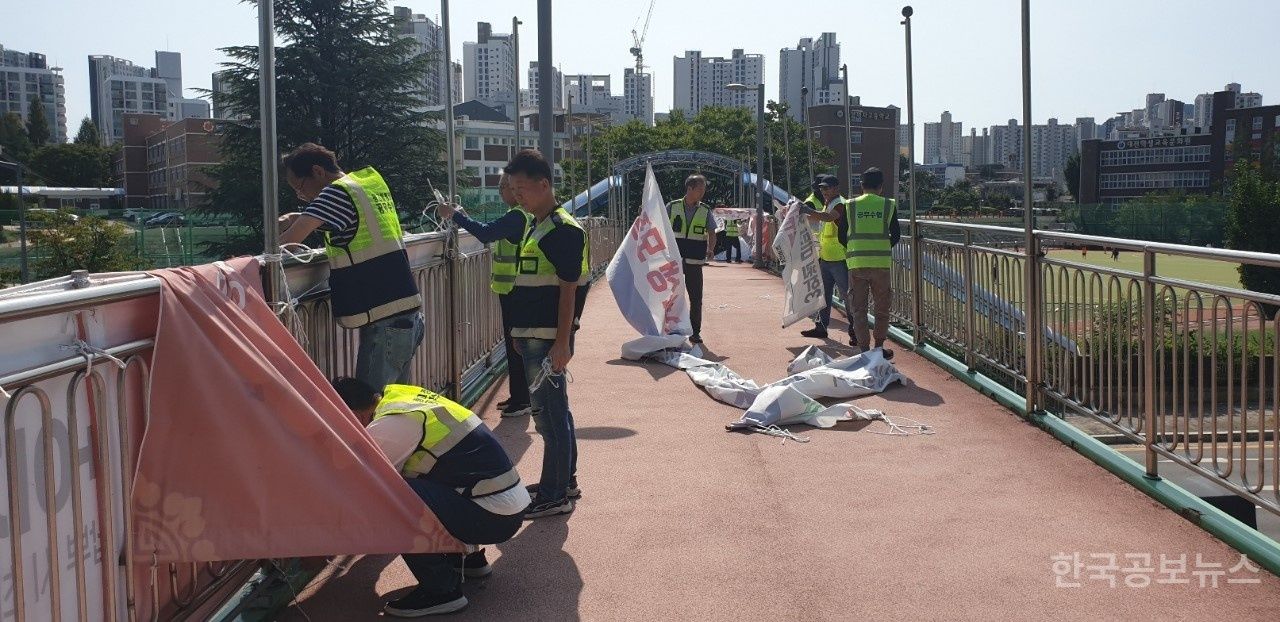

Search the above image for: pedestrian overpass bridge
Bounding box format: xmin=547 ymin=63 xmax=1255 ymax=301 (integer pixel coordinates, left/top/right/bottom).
xmin=2 ymin=180 xmax=1280 ymax=619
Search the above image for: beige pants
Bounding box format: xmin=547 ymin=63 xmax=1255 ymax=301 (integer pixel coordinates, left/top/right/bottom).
xmin=849 ymin=268 xmax=892 ymax=348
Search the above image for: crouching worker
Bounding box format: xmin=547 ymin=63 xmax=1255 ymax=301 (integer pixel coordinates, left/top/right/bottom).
xmin=333 ymin=378 xmax=530 ymax=617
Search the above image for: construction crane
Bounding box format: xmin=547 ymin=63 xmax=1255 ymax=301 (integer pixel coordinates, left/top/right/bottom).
xmin=630 ymin=0 xmax=656 ymax=74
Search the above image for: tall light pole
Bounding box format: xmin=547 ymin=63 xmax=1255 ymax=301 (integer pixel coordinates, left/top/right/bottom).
xmin=536 ymin=0 xmax=553 ymax=170
xmin=1020 ymin=0 xmax=1040 ymax=416
xmin=728 ymin=82 xmax=766 ymax=267
xmin=841 ymin=63 xmax=853 ymax=193
xmin=513 ymin=16 xmax=523 ymax=154
xmin=902 ymin=5 xmax=923 ymax=346
xmin=258 ymin=0 xmax=281 ymax=304
xmin=802 ymin=86 xmax=815 ymax=184
xmin=781 ymin=102 xmax=793 ymax=197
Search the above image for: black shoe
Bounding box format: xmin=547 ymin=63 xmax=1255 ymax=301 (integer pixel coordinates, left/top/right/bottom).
xmin=501 ymin=403 xmax=533 ymax=418
xmin=496 ymin=397 xmax=511 ymax=409
xmin=457 ymin=549 xmax=492 ymax=578
xmin=690 ymin=334 xmax=703 ymax=344
xmin=881 ymin=347 xmax=895 ymax=360
xmin=849 ymin=333 xmax=859 ymax=347
xmin=800 ymin=326 xmax=828 ymax=339
xmin=524 ymin=495 xmax=575 ymax=519
xmin=526 ymin=478 xmax=581 ymax=500
xmin=385 ymin=587 xmax=468 ymax=617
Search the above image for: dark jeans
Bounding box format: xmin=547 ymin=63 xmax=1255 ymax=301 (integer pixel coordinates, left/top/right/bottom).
xmin=683 ymin=262 xmax=704 ymax=336
xmin=724 ymin=235 xmax=741 ymax=262
xmin=355 ymin=310 xmax=424 ymax=391
xmin=401 ymin=477 xmax=523 ymax=596
xmin=498 ymin=294 xmax=529 ymax=406
xmin=515 ymin=337 xmax=577 ymax=502
xmin=816 ymin=260 xmax=851 ymax=330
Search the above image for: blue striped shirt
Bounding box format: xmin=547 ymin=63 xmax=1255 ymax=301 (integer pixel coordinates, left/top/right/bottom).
xmin=301 ymin=185 xmax=358 ymax=245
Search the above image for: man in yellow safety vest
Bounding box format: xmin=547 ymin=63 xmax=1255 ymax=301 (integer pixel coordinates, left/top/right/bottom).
xmin=799 ymin=174 xmax=857 ymax=346
xmin=842 ymin=167 xmax=900 ymax=358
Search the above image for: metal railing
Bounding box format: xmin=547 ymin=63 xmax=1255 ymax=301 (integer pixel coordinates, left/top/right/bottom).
xmin=894 ymin=219 xmax=1280 ymax=518
xmin=0 ymin=220 xmax=623 ymax=621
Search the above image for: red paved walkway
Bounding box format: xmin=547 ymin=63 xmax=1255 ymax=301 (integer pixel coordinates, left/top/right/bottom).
xmin=282 ymin=262 xmax=1280 ymax=621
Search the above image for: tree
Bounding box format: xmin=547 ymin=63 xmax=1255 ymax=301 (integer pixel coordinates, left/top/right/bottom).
xmin=74 ymin=118 xmax=102 ymax=146
xmin=204 ymin=0 xmax=448 ymax=255
xmin=27 ymin=209 xmax=138 ymax=278
xmin=25 ymin=97 xmax=51 ymax=147
xmin=28 ymin=144 xmax=113 ymax=187
xmin=1224 ymin=160 xmax=1280 ymax=308
xmin=0 ymin=112 xmax=33 ymax=168
xmin=1064 ymin=153 xmax=1081 ymax=203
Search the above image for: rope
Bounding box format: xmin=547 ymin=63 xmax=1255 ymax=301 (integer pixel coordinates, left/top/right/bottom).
xmin=60 ymin=340 xmax=128 ymax=377
xmin=750 ymin=425 xmax=810 ymax=444
xmin=270 ymin=559 xmax=313 ymax=622
xmin=849 ymin=405 xmax=935 ymax=436
xmin=528 ymin=356 xmax=573 ymax=393
xmin=261 ymin=243 xmax=320 ymax=348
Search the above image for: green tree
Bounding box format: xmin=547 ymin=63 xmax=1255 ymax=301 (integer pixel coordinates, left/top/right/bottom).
xmin=204 ymin=0 xmax=447 ymax=255
xmin=25 ymin=97 xmax=51 ymax=147
xmin=1224 ymin=160 xmax=1280 ymax=307
xmin=28 ymin=144 xmax=113 ymax=187
xmin=0 ymin=112 xmax=33 ymax=168
xmin=74 ymin=118 xmax=102 ymax=146
xmin=1064 ymin=153 xmax=1080 ymax=203
xmin=28 ymin=209 xmax=138 ymax=278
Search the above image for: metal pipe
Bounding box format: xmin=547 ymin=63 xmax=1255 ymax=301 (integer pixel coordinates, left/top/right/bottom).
xmin=802 ymin=86 xmax=815 ymax=183
xmin=1020 ymin=0 xmax=1039 ymax=414
xmin=257 ymin=0 xmax=280 ymax=305
xmin=1142 ymin=248 xmax=1158 ymax=478
xmin=755 ymin=83 xmax=767 ymax=267
xmin=537 ymin=0 xmax=553 ymax=166
xmin=782 ymin=103 xmax=793 ymax=197
xmin=903 ymin=6 xmax=923 ymax=346
xmin=441 ymin=0 xmax=461 ymax=397
xmin=16 ymin=162 xmax=27 ymax=283
xmin=513 ymin=16 xmax=522 ymax=155
xmin=842 ymin=64 xmax=853 ymax=193
xmin=566 ymin=94 xmax=574 ymax=193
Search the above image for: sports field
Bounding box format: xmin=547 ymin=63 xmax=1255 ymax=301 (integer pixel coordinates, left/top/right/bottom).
xmin=1044 ymin=249 xmax=1243 ymax=290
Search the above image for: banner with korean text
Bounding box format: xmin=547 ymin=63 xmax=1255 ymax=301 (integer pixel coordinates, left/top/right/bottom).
xmin=772 ymin=199 xmax=826 ymax=328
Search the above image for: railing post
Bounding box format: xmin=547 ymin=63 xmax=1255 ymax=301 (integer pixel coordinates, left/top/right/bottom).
xmin=1142 ymin=247 xmax=1159 ymax=478
xmin=963 ymin=229 xmax=976 ymax=370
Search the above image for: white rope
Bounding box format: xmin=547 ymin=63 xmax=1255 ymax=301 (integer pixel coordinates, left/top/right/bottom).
xmin=262 ymin=243 xmax=318 ymax=348
xmin=60 ymin=340 xmax=128 ymax=381
xmin=528 ymin=356 xmax=572 ymax=393
xmin=750 ymin=425 xmax=810 ymax=444
xmin=849 ymin=405 xmax=935 ymax=436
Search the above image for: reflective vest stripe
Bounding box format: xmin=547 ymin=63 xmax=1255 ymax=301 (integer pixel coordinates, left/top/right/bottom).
xmin=328 ymin=176 xmax=401 ymax=268
xmin=668 ymin=201 xmax=710 ymax=265
xmin=374 ymin=386 xmax=516 ymax=487
xmin=491 ymin=207 xmax=530 ymax=295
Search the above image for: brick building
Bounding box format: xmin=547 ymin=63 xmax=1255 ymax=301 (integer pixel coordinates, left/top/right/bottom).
xmin=807 ymin=101 xmax=900 ymax=199
xmin=114 ymin=113 xmax=222 ymax=211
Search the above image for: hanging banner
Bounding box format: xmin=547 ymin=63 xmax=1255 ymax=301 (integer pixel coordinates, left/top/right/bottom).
xmin=772 ymin=199 xmax=826 ymax=328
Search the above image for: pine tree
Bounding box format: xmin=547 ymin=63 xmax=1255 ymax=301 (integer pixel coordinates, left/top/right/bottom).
xmin=0 ymin=112 xmax=33 ymax=167
xmin=204 ymin=0 xmax=447 ymax=255
xmin=25 ymin=96 xmax=51 ymax=147
xmin=74 ymin=118 xmax=102 ymax=146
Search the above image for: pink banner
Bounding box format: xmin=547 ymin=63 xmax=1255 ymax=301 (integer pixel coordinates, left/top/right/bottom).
xmin=135 ymin=257 xmax=459 ymax=562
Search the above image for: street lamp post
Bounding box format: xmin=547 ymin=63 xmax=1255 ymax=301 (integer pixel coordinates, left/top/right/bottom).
xmin=781 ymin=103 xmax=793 ymax=197
xmin=258 ymin=0 xmax=281 ymax=304
xmin=841 ymin=63 xmax=853 ymax=193
xmin=902 ymin=5 xmax=924 ymax=347
xmin=728 ymin=82 xmax=767 ymax=267
xmin=1020 ymin=0 xmax=1041 ymax=418
xmin=802 ymin=86 xmax=815 ymax=184
xmin=513 ymin=16 xmax=523 ymax=154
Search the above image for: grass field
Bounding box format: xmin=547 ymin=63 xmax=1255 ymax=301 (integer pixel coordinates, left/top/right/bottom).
xmin=0 ymin=224 xmax=253 ymax=272
xmin=1044 ymin=249 xmax=1243 ymax=290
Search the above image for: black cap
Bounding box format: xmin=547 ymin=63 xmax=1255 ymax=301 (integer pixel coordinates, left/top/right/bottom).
xmin=816 ymin=174 xmax=839 ymax=189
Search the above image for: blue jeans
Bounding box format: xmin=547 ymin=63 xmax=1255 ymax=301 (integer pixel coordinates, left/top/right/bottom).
xmin=400 ymin=477 xmax=523 ymax=596
xmin=515 ymin=337 xmax=577 ymax=502
xmin=355 ymin=310 xmax=424 ymax=391
xmin=815 ymin=260 xmax=851 ymax=329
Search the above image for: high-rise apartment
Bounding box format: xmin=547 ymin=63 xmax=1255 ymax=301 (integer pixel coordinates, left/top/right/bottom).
xmin=778 ymin=33 xmax=842 ymax=122
xmin=0 ymin=44 xmax=68 ymax=143
xmin=923 ymin=110 xmax=962 ymax=164
xmin=89 ymin=51 xmax=205 ymax=145
xmin=672 ymin=49 xmax=764 ymax=116
xmin=392 ymin=6 xmax=448 ymax=107
xmin=624 ymin=68 xmax=653 ymax=126
xmin=463 ymin=22 xmax=515 ymax=105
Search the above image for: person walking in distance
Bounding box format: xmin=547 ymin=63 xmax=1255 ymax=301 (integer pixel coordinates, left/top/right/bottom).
xmin=843 ymin=167 xmax=900 ymax=358
xmin=799 ymin=174 xmax=856 ymax=346
xmin=278 ymin=143 xmax=424 ymax=390
xmin=437 ymin=173 xmax=534 ymax=418
xmin=721 ymin=208 xmax=743 ymax=264
xmin=667 ymin=174 xmax=716 ymax=344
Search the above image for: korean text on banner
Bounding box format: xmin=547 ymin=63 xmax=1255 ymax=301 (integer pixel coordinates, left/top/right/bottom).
xmin=773 ymin=199 xmax=825 ymax=328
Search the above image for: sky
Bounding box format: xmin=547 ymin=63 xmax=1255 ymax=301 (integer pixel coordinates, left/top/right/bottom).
xmin=3 ymin=0 xmax=1278 ymax=152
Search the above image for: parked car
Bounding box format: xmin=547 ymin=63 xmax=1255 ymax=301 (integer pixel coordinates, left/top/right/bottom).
xmin=123 ymin=209 xmax=144 ymax=222
xmin=144 ymin=212 xmax=185 ymax=228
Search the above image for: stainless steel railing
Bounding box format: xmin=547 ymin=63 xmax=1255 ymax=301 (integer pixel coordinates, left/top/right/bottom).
xmin=896 ymin=219 xmax=1280 ymax=518
xmin=0 ymin=220 xmax=624 ymax=621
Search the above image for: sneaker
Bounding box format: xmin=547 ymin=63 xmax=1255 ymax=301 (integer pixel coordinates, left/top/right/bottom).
xmin=524 ymin=496 xmax=574 ymax=519
xmin=385 ymin=587 xmax=468 ymax=617
xmin=496 ymin=397 xmax=511 ymax=409
xmin=800 ymin=326 xmax=828 ymax=339
xmin=501 ymin=403 xmax=533 ymax=418
xmin=881 ymin=347 xmax=895 ymax=360
xmin=458 ymin=549 xmax=492 ymax=578
xmin=526 ymin=479 xmax=581 ymax=500
xmin=848 ymin=333 xmax=859 ymax=347
xmin=689 ymin=334 xmax=703 ymax=344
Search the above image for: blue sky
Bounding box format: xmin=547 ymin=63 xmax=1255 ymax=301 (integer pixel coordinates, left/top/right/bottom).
xmin=3 ymin=0 xmax=1277 ymax=150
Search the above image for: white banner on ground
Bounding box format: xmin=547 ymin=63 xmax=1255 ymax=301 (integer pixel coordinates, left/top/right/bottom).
xmin=607 ymin=164 xmax=692 ymax=358
xmin=772 ymin=198 xmax=825 ymax=328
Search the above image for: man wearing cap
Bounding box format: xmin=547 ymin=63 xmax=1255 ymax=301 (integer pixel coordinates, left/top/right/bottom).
xmin=799 ymin=174 xmax=856 ymax=346
xmin=842 ymin=168 xmax=900 ymax=358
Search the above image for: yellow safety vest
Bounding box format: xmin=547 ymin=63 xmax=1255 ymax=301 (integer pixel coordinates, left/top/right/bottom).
xmin=372 ymin=385 xmax=521 ymax=495
xmin=324 ymin=167 xmax=421 ymax=328
xmin=491 ymin=207 xmax=532 ymax=295
xmin=511 ymin=208 xmax=590 ymax=340
xmin=725 ymin=219 xmax=739 ymax=236
xmin=845 ymin=194 xmax=895 ymax=270
xmin=810 ymin=193 xmax=847 ymax=262
xmin=668 ymin=200 xmax=710 ymax=265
